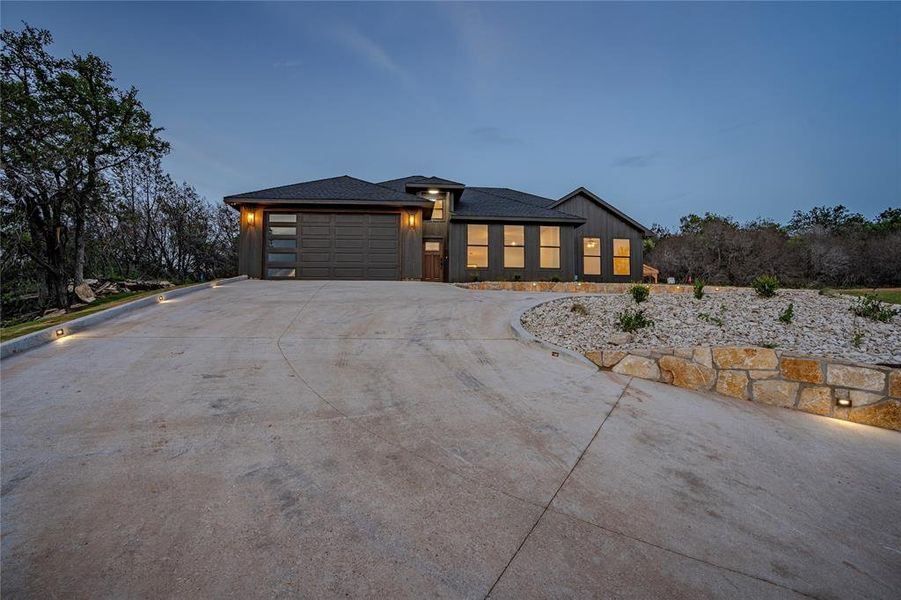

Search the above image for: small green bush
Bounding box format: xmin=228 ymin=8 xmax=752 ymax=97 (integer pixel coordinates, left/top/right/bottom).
xmin=850 ymin=294 xmax=898 ymax=323
xmin=570 ymin=302 xmax=588 ymax=316
xmin=513 ymin=274 xmax=521 ymax=282
xmin=693 ymin=279 xmax=705 ymax=300
xmin=851 ymin=330 xmax=864 ymax=349
xmin=778 ymin=303 xmax=794 ymax=324
xmin=697 ymin=312 xmax=724 ymax=327
xmin=617 ymin=308 xmax=654 ymax=332
xmin=628 ymin=284 xmax=650 ymax=304
xmin=751 ymin=275 xmax=779 ymax=298
xmin=551 ymin=276 xmax=561 ymax=283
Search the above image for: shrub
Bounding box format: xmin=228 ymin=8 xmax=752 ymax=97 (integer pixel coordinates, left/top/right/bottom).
xmin=469 ymin=275 xmax=480 ymax=282
xmin=551 ymin=276 xmax=560 ymax=283
xmin=697 ymin=312 xmax=724 ymax=327
xmin=778 ymin=303 xmax=794 ymax=324
xmin=852 ymin=330 xmax=864 ymax=349
xmin=693 ymin=279 xmax=705 ymax=300
xmin=628 ymin=284 xmax=650 ymax=304
xmin=513 ymin=274 xmax=521 ymax=282
xmin=570 ymin=302 xmax=588 ymax=316
xmin=751 ymin=275 xmax=779 ymax=298
xmin=617 ymin=308 xmax=654 ymax=332
xmin=850 ymin=294 xmax=898 ymax=323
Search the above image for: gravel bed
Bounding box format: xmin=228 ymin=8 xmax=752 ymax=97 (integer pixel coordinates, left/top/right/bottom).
xmin=521 ymin=289 xmax=901 ymax=366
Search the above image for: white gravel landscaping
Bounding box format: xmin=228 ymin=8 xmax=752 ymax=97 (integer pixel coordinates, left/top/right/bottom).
xmin=521 ymin=289 xmax=901 ymax=366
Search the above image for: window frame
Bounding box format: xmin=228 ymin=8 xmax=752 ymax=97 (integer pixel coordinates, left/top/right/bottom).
xmin=539 ymin=226 xmax=561 ymax=269
xmin=466 ymin=224 xmax=489 ymax=269
xmin=613 ymin=238 xmax=631 ymax=276
xmin=503 ymin=225 xmax=525 ymax=269
xmin=583 ymin=237 xmax=601 ymax=276
xmin=419 ymin=191 xmax=447 ymax=221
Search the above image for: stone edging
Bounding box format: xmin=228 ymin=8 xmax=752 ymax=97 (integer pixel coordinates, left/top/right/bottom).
xmin=459 ymin=281 xmax=736 ymax=294
xmin=585 ymin=346 xmax=900 ymax=431
xmin=0 ymin=275 xmax=248 ymax=360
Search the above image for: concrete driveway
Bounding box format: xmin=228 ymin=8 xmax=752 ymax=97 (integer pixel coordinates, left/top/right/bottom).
xmin=2 ymin=280 xmax=899 ymax=599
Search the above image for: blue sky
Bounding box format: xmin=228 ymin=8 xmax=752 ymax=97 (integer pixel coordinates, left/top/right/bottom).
xmin=4 ymin=1 xmax=899 ymax=228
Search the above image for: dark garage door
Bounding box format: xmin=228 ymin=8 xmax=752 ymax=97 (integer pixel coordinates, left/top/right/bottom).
xmin=264 ymin=212 xmax=400 ymax=280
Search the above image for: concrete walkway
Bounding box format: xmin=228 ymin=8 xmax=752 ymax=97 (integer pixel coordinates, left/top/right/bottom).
xmin=1 ymin=280 xmax=899 ymax=598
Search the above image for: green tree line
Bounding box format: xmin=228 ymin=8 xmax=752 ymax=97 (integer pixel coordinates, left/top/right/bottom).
xmin=1 ymin=25 xmax=237 ymax=316
xmin=645 ymin=206 xmax=901 ymax=287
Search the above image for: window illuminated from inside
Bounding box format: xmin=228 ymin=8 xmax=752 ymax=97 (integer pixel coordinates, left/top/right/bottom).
xmin=613 ymin=238 xmax=631 ymax=276
xmin=467 ymin=224 xmax=488 ymax=268
xmin=420 ymin=191 xmax=446 ymax=220
xmin=583 ymin=237 xmax=601 ymax=275
xmin=503 ymin=225 xmax=524 ymax=268
xmin=539 ymin=226 xmax=560 ymax=269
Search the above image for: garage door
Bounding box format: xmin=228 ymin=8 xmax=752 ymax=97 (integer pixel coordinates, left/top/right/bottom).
xmin=264 ymin=212 xmax=400 ymax=280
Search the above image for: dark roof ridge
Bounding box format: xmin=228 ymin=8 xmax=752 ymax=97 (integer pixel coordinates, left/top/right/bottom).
xmin=471 ymin=186 xmax=582 ymax=220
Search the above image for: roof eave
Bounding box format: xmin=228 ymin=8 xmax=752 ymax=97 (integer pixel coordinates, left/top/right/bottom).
xmin=451 ymin=214 xmax=586 ymax=224
xmin=223 ymin=197 xmax=434 ymax=208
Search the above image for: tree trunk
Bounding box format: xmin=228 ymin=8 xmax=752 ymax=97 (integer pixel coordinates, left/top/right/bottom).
xmin=74 ymin=207 xmax=86 ymax=285
xmin=43 ymin=225 xmax=68 ymax=308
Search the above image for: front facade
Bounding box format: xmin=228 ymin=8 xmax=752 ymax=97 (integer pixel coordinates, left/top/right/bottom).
xmin=224 ymin=175 xmax=648 ymax=283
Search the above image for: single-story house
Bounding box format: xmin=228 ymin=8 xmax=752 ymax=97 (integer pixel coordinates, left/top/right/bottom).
xmin=224 ymin=175 xmax=649 ymax=283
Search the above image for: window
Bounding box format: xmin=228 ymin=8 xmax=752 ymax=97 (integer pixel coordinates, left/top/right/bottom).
xmin=424 ymin=241 xmax=440 ymax=252
xmin=269 ymin=226 xmax=296 ymax=236
xmin=613 ymin=238 xmax=631 ymax=276
xmin=583 ymin=237 xmax=601 ymax=275
xmin=539 ymin=226 xmax=560 ymax=269
xmin=503 ymin=226 xmax=524 ymax=268
xmin=420 ymin=191 xmax=446 ymax=221
xmin=467 ymin=224 xmax=488 ymax=268
xmin=269 ymin=214 xmax=297 ymax=223
xmin=270 ymin=239 xmax=296 ymax=249
xmin=267 ymin=253 xmax=296 ymax=264
xmin=267 ymin=268 xmax=296 ymax=278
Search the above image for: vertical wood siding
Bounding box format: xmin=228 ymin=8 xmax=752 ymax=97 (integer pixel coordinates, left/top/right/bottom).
xmin=553 ymin=193 xmax=645 ymax=282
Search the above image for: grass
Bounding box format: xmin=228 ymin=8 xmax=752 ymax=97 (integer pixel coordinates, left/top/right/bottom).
xmin=836 ymin=288 xmax=901 ymax=305
xmin=0 ymin=283 xmax=197 ymax=342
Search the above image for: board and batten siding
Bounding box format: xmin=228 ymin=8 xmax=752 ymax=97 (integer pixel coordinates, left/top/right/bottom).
xmin=553 ymin=192 xmax=644 ymax=282
xmin=447 ymin=222 xmax=576 ymax=282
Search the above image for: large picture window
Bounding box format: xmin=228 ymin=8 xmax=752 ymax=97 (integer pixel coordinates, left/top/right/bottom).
xmin=613 ymin=238 xmax=631 ymax=276
xmin=503 ymin=225 xmax=524 ymax=268
xmin=467 ymin=224 xmax=488 ymax=268
xmin=583 ymin=237 xmax=601 ymax=275
xmin=539 ymin=226 xmax=560 ymax=269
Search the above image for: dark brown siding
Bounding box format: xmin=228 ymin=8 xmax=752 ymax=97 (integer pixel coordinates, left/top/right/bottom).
xmin=447 ymin=222 xmax=576 ymax=282
xmin=553 ymin=193 xmax=644 ymax=282
xmin=238 ymin=205 xmax=263 ymax=278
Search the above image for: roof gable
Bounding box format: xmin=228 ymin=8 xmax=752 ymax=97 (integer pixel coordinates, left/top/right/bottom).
xmin=378 ymin=175 xmax=465 ymax=192
xmin=552 ymin=187 xmax=649 ymax=234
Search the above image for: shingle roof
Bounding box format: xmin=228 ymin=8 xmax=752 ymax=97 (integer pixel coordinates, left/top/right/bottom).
xmin=224 ymin=175 xmax=432 ymax=206
xmin=453 ymin=187 xmax=584 ymax=222
xmin=378 ymin=175 xmax=465 ymax=192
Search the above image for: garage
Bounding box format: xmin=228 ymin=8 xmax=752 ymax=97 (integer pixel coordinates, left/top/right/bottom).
xmin=264 ymin=212 xmax=400 ymax=280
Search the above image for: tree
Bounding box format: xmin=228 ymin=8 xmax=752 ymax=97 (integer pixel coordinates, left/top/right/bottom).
xmin=1 ymin=24 xmax=168 ymax=307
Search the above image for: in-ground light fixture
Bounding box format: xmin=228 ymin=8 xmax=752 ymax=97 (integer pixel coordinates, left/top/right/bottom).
xmin=55 ymin=328 xmax=65 ymax=337
xmin=837 ymin=397 xmax=852 ymax=408
xmin=158 ymin=295 xmax=165 ymax=302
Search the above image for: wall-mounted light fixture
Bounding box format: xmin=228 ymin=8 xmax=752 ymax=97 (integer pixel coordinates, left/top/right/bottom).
xmin=408 ymin=213 xmax=416 ymax=228
xmin=55 ymin=329 xmax=65 ymax=337
xmin=246 ymin=211 xmax=255 ymax=226
xmin=837 ymin=397 xmax=852 ymax=408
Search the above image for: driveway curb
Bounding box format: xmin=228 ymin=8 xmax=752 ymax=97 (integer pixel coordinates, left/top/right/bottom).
xmin=508 ymin=295 xmax=598 ymax=369
xmin=0 ymin=275 xmax=248 ymax=360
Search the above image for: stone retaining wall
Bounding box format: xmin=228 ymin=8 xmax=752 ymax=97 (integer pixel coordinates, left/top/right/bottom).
xmin=585 ymin=346 xmax=901 ymax=431
xmin=458 ymin=281 xmax=734 ymax=294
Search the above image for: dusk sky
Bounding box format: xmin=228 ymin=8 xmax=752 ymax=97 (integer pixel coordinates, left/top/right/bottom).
xmin=4 ymin=1 xmax=898 ymax=228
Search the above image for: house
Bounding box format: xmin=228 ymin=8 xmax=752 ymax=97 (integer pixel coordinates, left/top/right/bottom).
xmin=224 ymin=175 xmax=649 ymax=283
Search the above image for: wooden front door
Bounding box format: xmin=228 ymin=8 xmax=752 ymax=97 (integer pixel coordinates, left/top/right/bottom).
xmin=423 ymin=240 xmax=443 ymax=281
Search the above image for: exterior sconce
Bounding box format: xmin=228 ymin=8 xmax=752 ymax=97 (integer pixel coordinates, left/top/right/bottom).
xmin=837 ymin=398 xmax=852 ymax=408
xmin=246 ymin=211 xmax=255 ymax=226
xmin=55 ymin=329 xmax=65 ymax=337
xmin=408 ymin=213 xmax=416 ymax=228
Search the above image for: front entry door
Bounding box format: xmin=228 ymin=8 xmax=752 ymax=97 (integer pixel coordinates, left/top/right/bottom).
xmin=423 ymin=240 xmax=443 ymax=281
